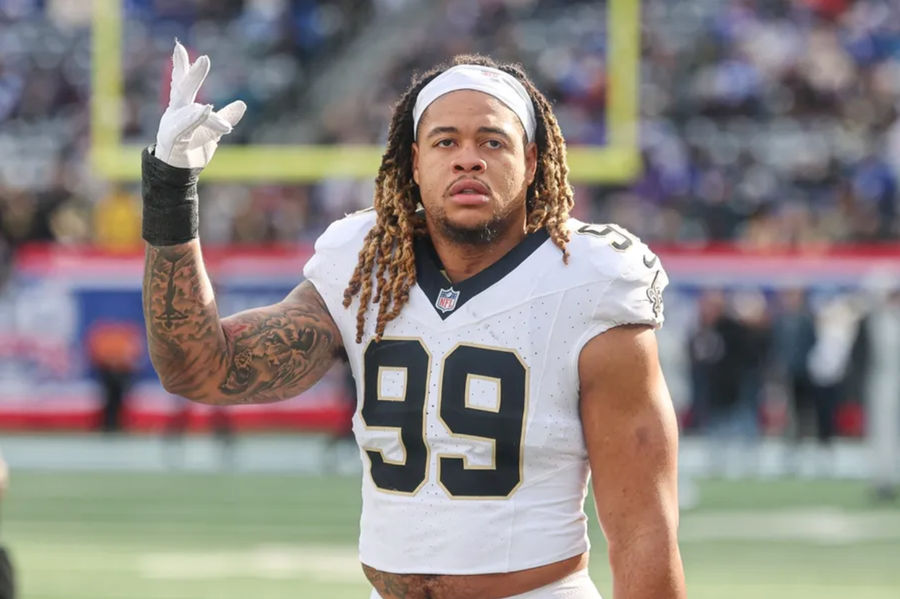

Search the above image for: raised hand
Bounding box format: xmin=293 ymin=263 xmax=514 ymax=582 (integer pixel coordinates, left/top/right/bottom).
xmin=154 ymin=41 xmax=246 ymax=169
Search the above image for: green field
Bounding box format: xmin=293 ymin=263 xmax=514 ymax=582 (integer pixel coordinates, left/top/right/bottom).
xmin=1 ymin=472 xmax=898 ymax=598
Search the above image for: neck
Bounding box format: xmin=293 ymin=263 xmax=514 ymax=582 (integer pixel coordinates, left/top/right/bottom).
xmin=427 ymin=218 xmax=528 ymax=282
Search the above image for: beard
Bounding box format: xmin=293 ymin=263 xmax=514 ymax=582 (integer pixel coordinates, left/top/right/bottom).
xmin=430 ymin=201 xmax=521 ymax=246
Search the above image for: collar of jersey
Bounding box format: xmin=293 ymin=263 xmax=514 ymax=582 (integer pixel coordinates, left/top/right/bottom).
xmin=414 ymin=227 xmax=550 ymax=320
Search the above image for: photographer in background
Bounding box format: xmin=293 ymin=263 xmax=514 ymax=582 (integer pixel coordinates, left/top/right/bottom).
xmin=0 ymin=451 xmax=15 ymax=599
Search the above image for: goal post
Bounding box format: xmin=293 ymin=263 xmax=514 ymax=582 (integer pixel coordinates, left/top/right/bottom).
xmin=91 ymin=0 xmax=641 ymax=184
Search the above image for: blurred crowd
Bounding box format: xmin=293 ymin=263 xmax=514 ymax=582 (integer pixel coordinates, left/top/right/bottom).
xmin=0 ymin=0 xmax=387 ymax=259
xmin=677 ymin=283 xmax=900 ymax=479
xmin=685 ymin=288 xmax=867 ymax=438
xmin=1 ymin=0 xmax=900 ymax=445
xmin=633 ymin=0 xmax=900 ymax=246
xmin=0 ymin=0 xmax=898 ymax=252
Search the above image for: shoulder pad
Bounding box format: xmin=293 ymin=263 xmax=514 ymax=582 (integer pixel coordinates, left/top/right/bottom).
xmin=303 ymin=209 xmax=376 ymax=303
xmin=567 ymin=219 xmax=668 ymax=328
xmin=312 ymin=208 xmax=377 ymax=252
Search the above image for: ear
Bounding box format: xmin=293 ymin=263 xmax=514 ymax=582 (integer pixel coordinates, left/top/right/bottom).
xmin=412 ymin=142 xmax=420 ymax=186
xmin=525 ymin=141 xmax=537 ymax=186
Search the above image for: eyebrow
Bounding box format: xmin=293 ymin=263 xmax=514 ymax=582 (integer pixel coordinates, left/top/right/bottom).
xmin=425 ymin=125 xmax=514 ymax=143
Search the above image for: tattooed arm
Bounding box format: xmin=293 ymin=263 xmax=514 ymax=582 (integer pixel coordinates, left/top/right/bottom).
xmin=142 ymin=240 xmax=342 ymax=405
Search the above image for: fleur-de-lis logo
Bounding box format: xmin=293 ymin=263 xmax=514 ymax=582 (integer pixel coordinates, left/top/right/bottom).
xmin=646 ymin=271 xmax=664 ymax=319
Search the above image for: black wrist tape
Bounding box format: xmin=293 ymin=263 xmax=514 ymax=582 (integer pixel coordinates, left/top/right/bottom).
xmin=141 ymin=145 xmax=203 ymax=246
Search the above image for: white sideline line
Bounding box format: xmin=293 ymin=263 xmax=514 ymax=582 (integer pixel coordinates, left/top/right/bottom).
xmin=680 ymin=508 xmax=900 ymax=544
xmin=135 ymin=510 xmax=900 ymax=580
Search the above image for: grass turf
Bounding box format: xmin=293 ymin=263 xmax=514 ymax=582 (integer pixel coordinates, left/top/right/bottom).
xmin=1 ymin=472 xmax=898 ymax=598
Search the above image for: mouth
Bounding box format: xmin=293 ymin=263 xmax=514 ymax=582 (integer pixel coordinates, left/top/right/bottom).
xmin=447 ymin=179 xmax=491 ymax=205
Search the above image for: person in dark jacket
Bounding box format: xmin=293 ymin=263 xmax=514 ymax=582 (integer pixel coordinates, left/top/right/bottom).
xmin=772 ymin=288 xmax=818 ymax=441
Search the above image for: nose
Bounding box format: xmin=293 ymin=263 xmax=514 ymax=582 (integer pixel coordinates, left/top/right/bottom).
xmin=452 ymin=145 xmax=486 ymax=173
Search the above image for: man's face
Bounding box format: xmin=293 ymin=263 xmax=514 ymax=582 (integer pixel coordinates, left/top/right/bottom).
xmin=412 ymin=90 xmax=538 ymax=245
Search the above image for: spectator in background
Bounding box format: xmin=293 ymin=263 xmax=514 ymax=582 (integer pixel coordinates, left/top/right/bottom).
xmin=841 ymin=293 xmax=871 ymax=436
xmin=862 ymin=280 xmax=900 ymax=501
xmin=689 ymin=290 xmax=761 ymax=476
xmin=689 ymin=290 xmax=744 ymax=431
xmin=772 ymin=288 xmax=818 ymax=461
xmin=688 ymin=289 xmax=730 ymax=430
xmin=323 ymin=359 xmax=358 ymax=473
xmin=732 ymin=289 xmax=771 ymax=432
xmin=85 ymin=320 xmax=143 ymax=433
xmin=93 ymin=185 xmax=142 ymax=252
xmin=0 ymin=450 xmax=15 ymax=599
xmin=806 ymin=295 xmax=863 ymax=444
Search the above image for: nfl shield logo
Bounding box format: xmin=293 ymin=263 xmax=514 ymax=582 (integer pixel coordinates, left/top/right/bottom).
xmin=435 ymin=287 xmax=460 ymax=313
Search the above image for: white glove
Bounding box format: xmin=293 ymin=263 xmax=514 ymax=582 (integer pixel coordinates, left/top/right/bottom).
xmin=154 ymin=41 xmax=247 ymax=169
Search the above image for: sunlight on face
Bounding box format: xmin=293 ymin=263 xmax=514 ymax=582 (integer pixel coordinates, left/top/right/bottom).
xmin=412 ymin=90 xmax=537 ymax=246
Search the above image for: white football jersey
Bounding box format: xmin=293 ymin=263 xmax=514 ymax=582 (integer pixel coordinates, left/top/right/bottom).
xmin=303 ymin=210 xmax=667 ymax=575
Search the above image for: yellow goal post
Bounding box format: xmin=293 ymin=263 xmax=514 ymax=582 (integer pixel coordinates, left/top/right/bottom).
xmin=91 ymin=0 xmax=641 ymax=183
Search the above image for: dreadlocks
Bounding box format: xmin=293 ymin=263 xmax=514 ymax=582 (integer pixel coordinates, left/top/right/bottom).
xmin=342 ymin=55 xmax=575 ymax=343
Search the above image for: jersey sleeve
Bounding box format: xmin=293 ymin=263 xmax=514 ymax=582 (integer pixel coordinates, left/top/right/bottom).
xmin=302 ymin=209 xmax=376 ymax=317
xmin=575 ymin=222 xmax=668 ymax=338
xmin=595 ymin=254 xmax=668 ymax=331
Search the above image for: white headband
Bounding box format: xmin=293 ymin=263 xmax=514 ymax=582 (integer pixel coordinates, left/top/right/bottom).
xmin=412 ymin=64 xmax=537 ymax=143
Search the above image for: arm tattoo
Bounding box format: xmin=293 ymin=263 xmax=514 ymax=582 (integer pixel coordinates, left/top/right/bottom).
xmin=218 ymin=293 xmax=337 ymax=401
xmin=142 ymin=242 xmax=340 ymax=404
xmin=143 ymin=243 xmax=224 ymax=399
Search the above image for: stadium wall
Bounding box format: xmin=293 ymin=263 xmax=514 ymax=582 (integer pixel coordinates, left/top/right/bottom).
xmin=0 ymin=242 xmax=897 ymax=433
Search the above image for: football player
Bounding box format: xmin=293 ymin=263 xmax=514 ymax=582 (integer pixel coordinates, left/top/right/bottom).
xmin=141 ymin=42 xmax=686 ymax=599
